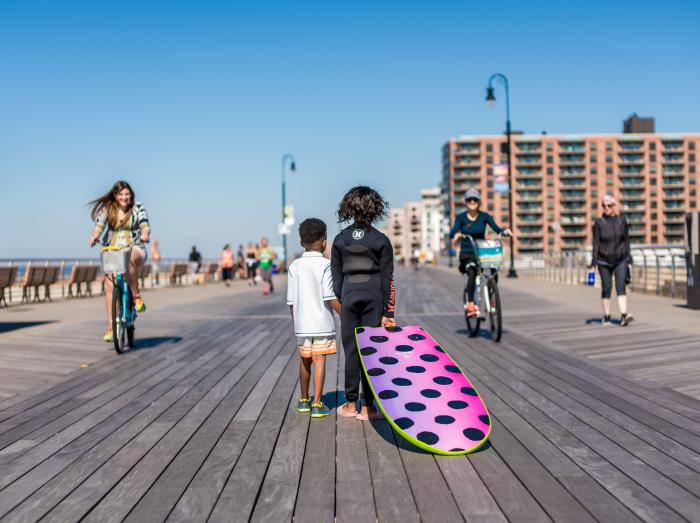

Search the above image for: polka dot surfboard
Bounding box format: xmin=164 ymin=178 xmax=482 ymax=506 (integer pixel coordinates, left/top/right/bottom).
xmin=356 ymin=325 xmax=491 ymax=455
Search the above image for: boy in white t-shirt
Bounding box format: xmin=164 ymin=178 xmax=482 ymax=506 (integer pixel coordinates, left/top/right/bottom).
xmin=287 ymin=218 xmax=341 ymax=418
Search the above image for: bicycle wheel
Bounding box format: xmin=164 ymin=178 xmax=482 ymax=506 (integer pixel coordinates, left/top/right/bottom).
xmin=487 ymin=278 xmax=503 ymax=342
xmin=111 ymin=286 xmax=126 ymax=354
xmin=463 ymin=286 xmax=481 ymax=337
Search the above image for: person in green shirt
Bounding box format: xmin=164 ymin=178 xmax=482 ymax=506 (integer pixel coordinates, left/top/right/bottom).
xmin=258 ymin=236 xmax=276 ymax=295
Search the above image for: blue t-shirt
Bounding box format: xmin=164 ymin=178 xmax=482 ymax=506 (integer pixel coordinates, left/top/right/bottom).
xmin=449 ymin=211 xmax=504 ymax=254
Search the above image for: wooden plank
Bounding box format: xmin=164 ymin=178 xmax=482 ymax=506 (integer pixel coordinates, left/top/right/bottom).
xmin=291 ymin=334 xmax=339 ymax=523
xmin=39 ymin=325 xmax=275 ymax=522
xmin=0 ymin=322 xmax=262 ymax=521
xmin=3 ymin=324 xmax=260 ymax=521
xmin=127 ymin=330 xmax=294 ymax=523
xmin=81 ymin=326 xmax=291 ymax=523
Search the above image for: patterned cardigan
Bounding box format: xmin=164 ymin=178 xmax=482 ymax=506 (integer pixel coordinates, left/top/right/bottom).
xmin=94 ymin=201 xmax=150 ymax=248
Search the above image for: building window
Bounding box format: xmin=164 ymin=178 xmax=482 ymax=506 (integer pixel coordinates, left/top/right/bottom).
xmin=546 ymin=143 xmax=553 ymax=151
xmin=487 ymin=180 xmax=493 ymax=188
xmin=650 ymin=142 xmax=656 ymax=150
xmin=487 ymin=203 xmax=494 ymax=211
xmin=650 ymin=189 xmax=657 ymax=196
xmin=651 ymin=212 xmax=657 ymax=219
xmin=651 ymin=201 xmax=657 ymax=208
xmin=692 ymin=201 xmax=697 ymax=208
xmin=486 ymin=144 xmax=493 ymax=152
xmin=650 ymin=154 xmax=656 ymax=162
xmin=690 ymin=153 xmax=696 ymax=161
xmin=606 ymin=155 xmax=613 ymax=163
xmin=547 ymin=167 xmax=553 ymax=175
xmin=590 ymin=143 xmax=597 ymax=151
xmin=546 ymin=155 xmax=553 ymax=163
xmin=487 ymin=167 xmax=493 ymax=175
xmin=690 ymin=142 xmax=696 ymax=150
xmin=606 ymin=142 xmax=613 ymax=151
xmin=547 ymin=179 xmax=554 ymax=186
xmin=591 ymin=202 xmax=597 ymax=210
xmin=487 ymin=191 xmax=493 ymax=199
xmin=606 ymin=167 xmax=613 ymax=175
xmin=652 ymin=235 xmax=658 ymax=242
xmin=591 ymin=190 xmax=598 ymax=198
xmin=486 ymin=155 xmax=493 ymax=163
xmin=591 ymin=178 xmax=597 ymax=185
xmin=691 ymin=189 xmax=697 ymax=197
xmin=651 ymin=166 xmax=657 ymax=173
xmin=651 ymin=178 xmax=657 ymax=185
xmin=591 ymin=167 xmax=597 ymax=174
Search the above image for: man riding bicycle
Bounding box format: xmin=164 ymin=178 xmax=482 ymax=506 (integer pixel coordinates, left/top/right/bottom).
xmin=450 ymin=188 xmax=511 ymax=317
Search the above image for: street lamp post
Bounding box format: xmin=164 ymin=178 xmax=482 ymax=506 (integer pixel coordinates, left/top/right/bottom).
xmin=281 ymin=153 xmax=296 ymax=272
xmin=486 ymin=73 xmax=518 ymax=278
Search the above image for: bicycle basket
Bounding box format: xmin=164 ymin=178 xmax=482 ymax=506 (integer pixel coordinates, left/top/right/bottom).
xmin=101 ymin=249 xmax=131 ymax=274
xmin=476 ymin=239 xmax=503 ymax=268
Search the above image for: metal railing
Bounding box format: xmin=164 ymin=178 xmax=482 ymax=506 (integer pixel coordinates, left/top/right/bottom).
xmin=515 ymin=245 xmax=688 ymax=299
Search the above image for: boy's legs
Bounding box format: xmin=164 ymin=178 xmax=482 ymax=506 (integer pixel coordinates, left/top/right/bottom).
xmin=311 ymin=354 xmax=326 ymax=404
xmin=299 ymin=356 xmax=312 ymax=399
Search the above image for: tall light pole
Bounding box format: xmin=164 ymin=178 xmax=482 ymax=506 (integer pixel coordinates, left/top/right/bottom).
xmin=486 ymin=73 xmax=518 ymax=278
xmin=281 ymin=153 xmax=296 ymax=272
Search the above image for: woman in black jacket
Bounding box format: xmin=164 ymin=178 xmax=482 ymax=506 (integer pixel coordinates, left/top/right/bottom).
xmin=592 ymin=194 xmax=633 ymax=326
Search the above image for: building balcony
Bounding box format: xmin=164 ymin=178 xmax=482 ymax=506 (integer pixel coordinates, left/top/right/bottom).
xmin=619 ymin=142 xmax=644 ymax=151
xmin=662 ymin=155 xmax=685 ymax=164
xmin=559 ymin=172 xmax=586 ymax=180
xmin=560 ymin=181 xmax=586 ymax=189
xmin=561 ymin=230 xmax=588 ymax=238
xmin=516 ymin=173 xmax=543 ymax=180
xmin=664 ymin=216 xmax=686 ymax=224
xmin=516 ymin=143 xmax=541 ymax=152
xmin=620 ymin=183 xmax=646 ymax=190
xmin=662 ymin=142 xmax=684 ymax=151
xmin=517 ymin=193 xmax=543 ymax=202
xmin=629 ymin=229 xmax=647 ymax=237
xmin=516 ymin=184 xmax=543 ymax=190
xmin=620 ymin=192 xmax=645 ymax=200
xmin=559 ymin=156 xmax=586 ymax=165
xmin=454 ymin=157 xmax=481 ymax=166
xmin=516 ymin=157 xmax=542 ymax=165
xmin=519 ymin=241 xmax=544 ymax=249
xmin=618 ymin=155 xmax=644 ymax=164
xmin=560 ymin=194 xmax=587 ymax=202
xmin=518 ymin=230 xmax=544 ymax=238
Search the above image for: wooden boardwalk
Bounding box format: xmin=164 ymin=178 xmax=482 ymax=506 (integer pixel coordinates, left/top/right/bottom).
xmin=0 ymin=268 xmax=699 ymax=522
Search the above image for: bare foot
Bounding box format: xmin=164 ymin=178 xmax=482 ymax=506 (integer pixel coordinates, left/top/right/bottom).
xmin=338 ymin=402 xmax=358 ymax=418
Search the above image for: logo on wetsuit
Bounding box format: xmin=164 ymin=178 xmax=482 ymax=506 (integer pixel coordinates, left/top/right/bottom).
xmin=352 ymin=229 xmax=365 ymax=240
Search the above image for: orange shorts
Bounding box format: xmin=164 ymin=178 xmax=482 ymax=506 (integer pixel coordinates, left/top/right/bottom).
xmin=297 ymin=336 xmax=337 ymax=359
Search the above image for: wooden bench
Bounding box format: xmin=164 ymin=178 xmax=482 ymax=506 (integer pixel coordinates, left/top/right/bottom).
xmin=0 ymin=266 xmax=18 ymax=307
xmin=65 ymin=264 xmax=99 ymax=298
xmin=41 ymin=266 xmax=60 ymax=302
xmin=204 ymin=262 xmax=219 ymax=283
xmin=168 ymin=263 xmax=189 ymax=286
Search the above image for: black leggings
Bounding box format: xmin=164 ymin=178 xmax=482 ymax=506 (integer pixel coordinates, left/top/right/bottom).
xmin=598 ymin=260 xmax=628 ymax=299
xmin=340 ymin=282 xmax=384 ymax=408
xmin=459 ymin=253 xmax=478 ymax=302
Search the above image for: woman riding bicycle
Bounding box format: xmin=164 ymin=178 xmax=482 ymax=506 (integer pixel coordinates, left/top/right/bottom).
xmin=88 ymin=181 xmax=150 ymax=342
xmin=449 ymin=188 xmax=511 ymax=317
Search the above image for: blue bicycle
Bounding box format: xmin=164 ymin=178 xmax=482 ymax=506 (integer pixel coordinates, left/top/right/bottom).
xmin=101 ymin=246 xmax=136 ymax=353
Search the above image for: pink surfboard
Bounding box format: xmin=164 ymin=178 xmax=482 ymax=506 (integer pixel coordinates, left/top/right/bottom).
xmin=356 ymin=325 xmax=491 ymax=455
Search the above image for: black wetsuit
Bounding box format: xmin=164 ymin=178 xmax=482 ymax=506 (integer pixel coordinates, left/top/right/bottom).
xmin=331 ymin=224 xmax=395 ymax=407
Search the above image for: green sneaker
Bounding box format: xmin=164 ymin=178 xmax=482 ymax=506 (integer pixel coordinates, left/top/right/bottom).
xmin=295 ymin=398 xmax=311 ymax=413
xmin=311 ymin=402 xmax=330 ymax=418
xmin=103 ymin=329 xmax=113 ymax=342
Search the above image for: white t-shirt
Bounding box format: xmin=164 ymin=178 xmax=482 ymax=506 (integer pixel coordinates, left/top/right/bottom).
xmin=287 ymin=251 xmax=336 ymax=337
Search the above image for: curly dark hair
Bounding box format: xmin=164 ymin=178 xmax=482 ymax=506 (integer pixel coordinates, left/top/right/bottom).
xmin=299 ymin=218 xmax=327 ymax=245
xmin=336 ymin=185 xmax=389 ymax=229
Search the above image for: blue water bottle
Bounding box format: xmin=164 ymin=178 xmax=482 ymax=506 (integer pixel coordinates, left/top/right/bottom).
xmin=587 ymin=270 xmax=595 ymax=286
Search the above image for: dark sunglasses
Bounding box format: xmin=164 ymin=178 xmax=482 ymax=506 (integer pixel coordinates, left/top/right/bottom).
xmin=466 ymin=198 xmax=480 ymax=203
xmin=602 ymin=203 xmax=615 ymax=208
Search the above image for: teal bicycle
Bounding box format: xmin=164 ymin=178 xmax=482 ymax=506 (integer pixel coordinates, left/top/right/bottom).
xmin=101 ymin=246 xmax=136 ymax=353
xmin=462 ymin=234 xmax=505 ymax=342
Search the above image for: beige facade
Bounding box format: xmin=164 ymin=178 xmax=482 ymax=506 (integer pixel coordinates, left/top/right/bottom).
xmin=442 ymin=132 xmax=700 ymax=253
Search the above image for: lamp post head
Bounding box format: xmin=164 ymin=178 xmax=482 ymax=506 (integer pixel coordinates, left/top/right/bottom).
xmin=290 ymin=161 xmax=296 ymax=173
xmin=485 ymin=86 xmax=496 ymax=106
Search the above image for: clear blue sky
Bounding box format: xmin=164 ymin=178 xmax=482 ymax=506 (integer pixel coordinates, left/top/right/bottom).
xmin=2 ymin=0 xmax=699 ymax=259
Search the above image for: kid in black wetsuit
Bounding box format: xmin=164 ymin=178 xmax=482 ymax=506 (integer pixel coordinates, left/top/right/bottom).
xmin=331 ymin=186 xmax=396 ymax=421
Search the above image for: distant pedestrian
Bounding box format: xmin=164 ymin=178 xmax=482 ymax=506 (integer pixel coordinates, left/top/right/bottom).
xmin=592 ymin=194 xmax=633 ymax=326
xmin=245 ymin=242 xmax=258 ymax=286
xmin=258 ymin=237 xmax=276 ymax=295
xmin=189 ymin=246 xmax=202 ymax=274
xmin=288 ymin=218 xmax=341 ymax=418
xmin=220 ymin=244 xmax=234 ymax=287
xmin=150 ymin=239 xmax=162 ymax=285
xmin=236 ymin=244 xmax=245 ymax=279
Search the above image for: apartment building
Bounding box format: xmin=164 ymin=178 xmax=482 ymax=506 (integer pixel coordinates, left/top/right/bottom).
xmin=442 ymin=122 xmax=700 ymax=253
xmin=381 ymin=189 xmax=443 ymax=263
